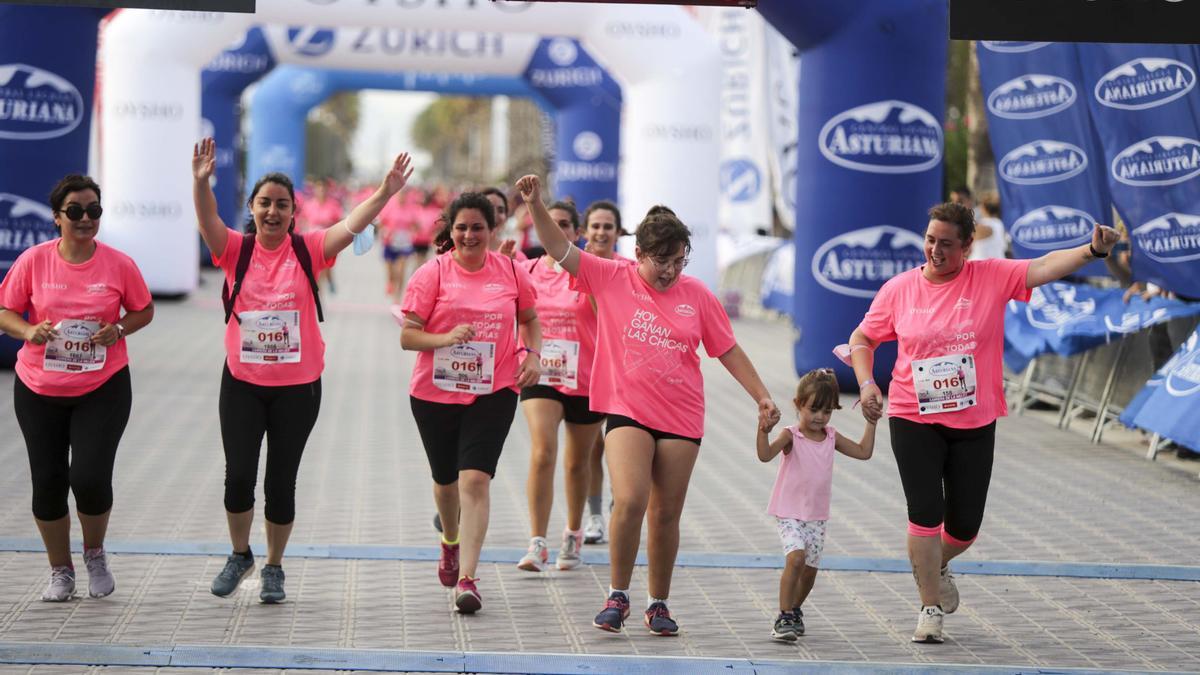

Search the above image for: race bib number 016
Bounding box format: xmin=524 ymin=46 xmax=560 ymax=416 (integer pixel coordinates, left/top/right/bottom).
xmin=538 ymin=338 xmax=580 ymax=390
xmin=239 ymin=310 xmax=301 ymax=363
xmin=43 ymin=320 xmax=105 ymax=373
xmin=433 ymin=341 xmax=496 ymax=394
xmin=912 ymin=354 xmax=977 ymax=415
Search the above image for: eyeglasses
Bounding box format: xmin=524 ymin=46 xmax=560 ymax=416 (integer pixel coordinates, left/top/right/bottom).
xmin=58 ymin=204 xmax=103 ymax=221
xmin=648 ymin=256 xmax=689 ymax=271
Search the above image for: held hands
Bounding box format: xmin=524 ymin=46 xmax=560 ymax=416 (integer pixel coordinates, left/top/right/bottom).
xmin=515 ymin=175 xmax=541 ymax=206
xmin=516 ymin=351 xmax=542 ymax=388
xmin=192 ymin=137 xmax=216 ymax=183
xmin=441 ymin=324 xmax=475 ymax=348
xmin=1092 ymin=224 xmax=1120 ymax=257
xmin=381 ymin=152 xmax=414 ymax=197
xmin=90 ymin=321 xmax=122 ymax=347
xmin=859 ymin=382 xmax=884 ymax=424
xmin=758 ymin=397 xmax=781 ymax=433
xmin=24 ymin=320 xmax=57 ymax=346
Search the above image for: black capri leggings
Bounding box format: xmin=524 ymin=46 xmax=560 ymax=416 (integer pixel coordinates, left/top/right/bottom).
xmin=889 ymin=416 xmax=996 ymax=544
xmin=411 ymin=389 xmax=519 ymax=485
xmin=15 ymin=367 xmax=132 ymax=521
xmin=218 ymin=365 xmax=321 ymax=525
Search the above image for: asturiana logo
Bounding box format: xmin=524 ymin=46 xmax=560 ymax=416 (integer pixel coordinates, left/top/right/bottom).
xmin=286 ymin=27 xmax=336 ymax=57
xmin=0 ymin=193 xmax=56 ymax=256
xmin=1165 ymin=338 xmax=1200 ymax=397
xmin=1026 ymin=282 xmax=1096 ymax=330
xmin=0 ymin=63 xmax=84 ymax=140
xmin=980 ymin=41 xmax=1050 ymax=53
xmin=998 ymin=140 xmax=1088 ymax=185
xmin=1010 ymin=206 xmax=1097 ymax=250
xmin=818 ymin=100 xmax=942 ymax=174
xmin=1095 ymin=58 xmax=1195 ymax=110
xmin=1131 ymin=212 xmax=1200 ymax=264
xmin=810 ymin=225 xmax=925 ymax=299
xmin=987 ymin=74 xmax=1076 ymax=119
xmin=1111 ymin=136 xmax=1200 ymax=186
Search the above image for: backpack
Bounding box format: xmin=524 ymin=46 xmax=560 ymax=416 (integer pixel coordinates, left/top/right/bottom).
xmin=222 ymin=232 xmax=325 ymax=324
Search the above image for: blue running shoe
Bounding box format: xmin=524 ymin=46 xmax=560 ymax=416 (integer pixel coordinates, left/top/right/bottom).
xmin=593 ymin=592 xmax=631 ymax=632
xmin=644 ymin=601 xmax=679 ymax=636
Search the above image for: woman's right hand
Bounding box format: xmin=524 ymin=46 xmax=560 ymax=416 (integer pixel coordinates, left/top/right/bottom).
xmin=193 ymin=137 xmax=216 ymax=183
xmin=515 ymin=175 xmax=541 ymax=206
xmin=25 ymin=320 xmax=57 ymax=346
xmin=859 ymin=381 xmax=884 ymax=423
xmin=441 ymin=324 xmax=475 ymax=347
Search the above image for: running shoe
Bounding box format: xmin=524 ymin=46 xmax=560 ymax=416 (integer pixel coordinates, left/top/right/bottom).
xmin=438 ymin=541 xmax=460 ymax=588
xmin=939 ymin=565 xmax=959 ymax=614
xmin=454 ymin=576 xmax=482 ymax=613
xmin=792 ymin=606 xmax=806 ymax=636
xmin=517 ymin=537 xmax=549 ymax=572
xmin=41 ymin=565 xmax=76 ymax=602
xmin=593 ymin=592 xmax=631 ymax=632
xmin=583 ymin=513 xmax=606 ymax=545
xmin=211 ymin=552 xmax=255 ymax=597
xmin=770 ymin=612 xmax=798 ymax=642
xmin=555 ymin=530 xmax=583 ymax=571
xmin=83 ymin=548 xmax=115 ymax=598
xmin=260 ymin=565 xmax=286 ymax=604
xmin=911 ymin=605 xmax=945 ymax=643
xmin=644 ymin=601 xmax=679 ymax=636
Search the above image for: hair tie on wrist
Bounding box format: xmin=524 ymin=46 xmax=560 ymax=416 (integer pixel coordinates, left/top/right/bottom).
xmin=1088 ymin=243 xmax=1109 ymax=259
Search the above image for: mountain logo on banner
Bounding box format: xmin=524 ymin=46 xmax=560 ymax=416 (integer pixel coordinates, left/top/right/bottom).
xmin=0 ymin=193 xmax=56 ymax=262
xmin=1165 ymin=334 xmax=1200 ymax=397
xmin=547 ymin=38 xmax=578 ymax=67
xmin=987 ymin=74 xmax=1076 ymax=119
xmin=1095 ymin=58 xmax=1196 ymax=111
xmin=1010 ymin=206 xmax=1097 ymax=250
xmin=1026 ymin=282 xmax=1096 ymax=330
xmin=811 ymin=225 xmax=925 ymax=299
xmin=980 ymin=41 xmax=1050 ymax=53
xmin=1111 ymin=136 xmax=1200 ymax=186
xmin=818 ymin=100 xmax=942 ymax=174
xmin=1131 ymin=212 xmax=1200 ymax=264
xmin=0 ymin=64 xmax=84 ymax=141
xmin=998 ymin=140 xmax=1088 ymax=185
xmin=719 ymin=158 xmax=762 ymax=203
xmin=286 ymin=27 xmax=336 ymax=58
xmin=572 ymin=131 xmax=602 ymax=161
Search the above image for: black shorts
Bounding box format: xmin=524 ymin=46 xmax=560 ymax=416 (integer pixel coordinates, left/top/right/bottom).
xmin=520 ymin=385 xmax=605 ymax=425
xmin=410 ymin=389 xmax=518 ymax=485
xmin=412 ymin=243 xmax=431 ymax=254
xmin=605 ymin=414 xmax=701 ymax=446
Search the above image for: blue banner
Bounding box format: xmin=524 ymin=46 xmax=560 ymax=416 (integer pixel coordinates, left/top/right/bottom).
xmin=1124 ymin=327 xmax=1200 ymax=452
xmin=1077 ymin=43 xmax=1200 ymax=300
xmin=977 ymin=42 xmax=1111 ymax=275
xmin=759 ymin=0 xmax=947 ymax=391
xmin=0 ymin=6 xmax=105 ymax=367
xmin=523 ymin=38 xmax=621 ymax=209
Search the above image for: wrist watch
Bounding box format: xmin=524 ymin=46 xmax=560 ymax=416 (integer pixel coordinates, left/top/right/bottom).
xmin=115 ymin=322 xmax=126 ymax=339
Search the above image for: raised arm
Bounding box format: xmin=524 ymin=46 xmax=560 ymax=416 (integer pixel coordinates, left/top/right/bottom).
xmin=1025 ymin=224 xmax=1120 ymax=289
xmin=515 ymin=175 xmax=578 ymax=275
xmin=192 ymin=137 xmax=229 ymax=256
xmin=324 ymin=152 xmax=413 ymax=259
xmin=718 ymin=344 xmax=782 ymax=432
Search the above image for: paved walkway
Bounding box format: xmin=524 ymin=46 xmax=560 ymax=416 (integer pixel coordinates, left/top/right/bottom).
xmin=0 ymin=252 xmax=1198 ymax=674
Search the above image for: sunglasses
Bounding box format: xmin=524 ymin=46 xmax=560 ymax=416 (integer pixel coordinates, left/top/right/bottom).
xmin=58 ymin=203 xmax=103 ymax=221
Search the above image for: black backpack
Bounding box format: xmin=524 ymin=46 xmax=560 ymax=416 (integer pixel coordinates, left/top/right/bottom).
xmin=222 ymin=232 xmax=324 ymax=324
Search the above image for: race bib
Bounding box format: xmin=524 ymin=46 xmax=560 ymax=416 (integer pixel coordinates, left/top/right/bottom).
xmin=239 ymin=310 xmax=301 ymax=363
xmin=538 ymin=338 xmax=580 ymax=389
xmin=433 ymin=341 xmax=496 ymax=394
xmin=43 ymin=320 xmax=105 ymax=373
xmin=912 ymin=354 xmax=977 ymax=415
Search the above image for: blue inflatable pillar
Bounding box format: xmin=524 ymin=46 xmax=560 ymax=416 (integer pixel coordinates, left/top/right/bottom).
xmin=0 ymin=6 xmax=105 ymax=367
xmin=758 ymin=1 xmax=947 ymax=391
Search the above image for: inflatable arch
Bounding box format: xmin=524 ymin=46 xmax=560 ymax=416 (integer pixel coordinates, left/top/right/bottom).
xmin=99 ymin=2 xmax=721 ymax=294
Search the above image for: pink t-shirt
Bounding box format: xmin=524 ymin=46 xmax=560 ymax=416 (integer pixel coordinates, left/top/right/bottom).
xmin=768 ymin=424 xmax=835 ymax=521
xmin=858 ymin=258 xmax=1032 ymax=429
xmin=402 ymin=251 xmax=537 ymax=405
xmin=301 ymin=197 xmax=343 ymax=233
xmin=0 ymin=240 xmax=152 ymax=397
xmin=214 ymin=230 xmax=333 ymax=386
xmin=573 ymin=251 xmax=737 ymax=439
xmin=525 ymin=257 xmax=596 ymax=396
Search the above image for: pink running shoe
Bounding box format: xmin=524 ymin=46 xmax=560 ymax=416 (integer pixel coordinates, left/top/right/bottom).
xmin=438 ymin=541 xmax=460 ymax=588
xmin=454 ymin=576 xmax=482 ymax=613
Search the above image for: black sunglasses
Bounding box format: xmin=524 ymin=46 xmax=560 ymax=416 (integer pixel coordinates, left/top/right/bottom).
xmin=58 ymin=203 xmax=103 ymax=221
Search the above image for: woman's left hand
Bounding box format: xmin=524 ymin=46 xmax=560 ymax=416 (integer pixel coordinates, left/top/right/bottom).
xmin=381 ymin=152 xmax=414 ymax=196
xmin=90 ymin=321 xmax=121 ymax=347
xmin=1092 ymin=224 xmax=1120 ymax=256
xmin=516 ymin=352 xmax=542 ymax=388
xmin=758 ymin=397 xmax=781 ymax=432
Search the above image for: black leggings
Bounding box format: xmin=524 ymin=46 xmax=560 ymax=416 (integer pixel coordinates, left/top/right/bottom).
xmin=889 ymin=416 xmax=996 ymax=544
xmin=15 ymin=367 xmax=132 ymax=521
xmin=218 ymin=366 xmax=321 ymax=525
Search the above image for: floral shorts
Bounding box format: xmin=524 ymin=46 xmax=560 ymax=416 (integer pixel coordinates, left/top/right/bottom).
xmin=775 ymin=517 xmax=827 ymax=568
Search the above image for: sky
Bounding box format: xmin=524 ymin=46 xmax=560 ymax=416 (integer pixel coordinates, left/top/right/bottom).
xmin=350 ymin=89 xmax=436 ymax=184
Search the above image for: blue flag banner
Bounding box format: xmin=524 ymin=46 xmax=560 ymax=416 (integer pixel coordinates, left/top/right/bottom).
xmin=1076 ymin=43 xmax=1200 ymax=300
xmin=1125 ymin=327 xmax=1200 ymax=452
xmin=977 ymin=42 xmax=1110 ymax=276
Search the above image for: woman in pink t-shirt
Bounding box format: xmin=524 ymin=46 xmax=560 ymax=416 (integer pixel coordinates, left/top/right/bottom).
xmin=517 ymin=174 xmax=781 ymax=636
xmin=400 ymin=191 xmax=542 ymax=615
xmin=192 ymin=138 xmax=413 ymax=604
xmin=514 ymin=200 xmax=605 ymax=575
xmin=846 ymin=201 xmax=1119 ymax=644
xmin=299 ymin=180 xmax=345 ymax=294
xmin=0 ymin=174 xmax=154 ymax=603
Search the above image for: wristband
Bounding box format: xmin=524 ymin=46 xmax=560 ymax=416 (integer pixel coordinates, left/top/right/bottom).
xmin=521 ymin=346 xmax=540 ymax=357
xmin=1088 ymin=243 xmax=1109 ymax=259
xmin=115 ymin=322 xmax=126 ymax=339
xmin=859 ymin=378 xmax=875 ymax=388
xmin=553 ymin=245 xmax=575 ymax=265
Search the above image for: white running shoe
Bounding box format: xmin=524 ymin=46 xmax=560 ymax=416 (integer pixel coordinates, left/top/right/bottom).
xmin=939 ymin=565 xmax=959 ymax=614
xmin=516 ymin=537 xmax=549 ymax=572
xmin=583 ymin=514 xmax=606 ymax=545
xmin=42 ymin=565 xmax=76 ymax=602
xmin=84 ymin=548 xmax=115 ymax=598
xmin=911 ymin=605 xmax=945 ymax=643
xmin=556 ymin=530 xmax=583 ymax=570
